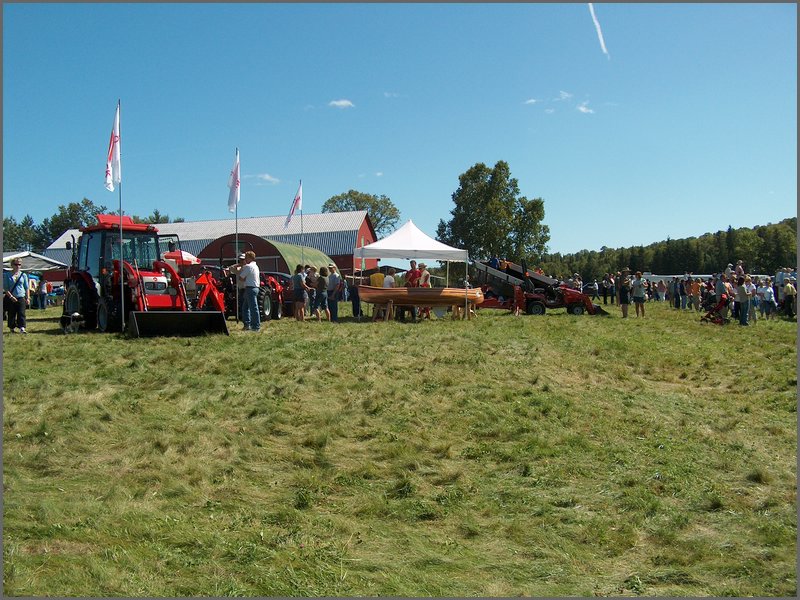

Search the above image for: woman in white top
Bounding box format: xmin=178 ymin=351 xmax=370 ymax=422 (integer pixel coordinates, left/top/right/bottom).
xmin=758 ymin=278 xmax=776 ymax=320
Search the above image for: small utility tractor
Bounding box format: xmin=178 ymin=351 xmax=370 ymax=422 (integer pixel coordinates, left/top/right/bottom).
xmin=474 ymin=260 xmax=608 ymax=316
xmin=62 ymin=214 xmax=228 ymax=336
xmin=192 ymin=266 xmax=284 ymax=321
xmin=190 ymin=241 xmax=285 ymax=321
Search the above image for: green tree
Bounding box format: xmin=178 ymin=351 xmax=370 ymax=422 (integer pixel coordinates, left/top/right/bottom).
xmin=3 ymin=217 xmax=22 ymax=251
xmin=140 ymin=209 xmax=184 ymax=224
xmin=438 ymin=161 xmax=550 ymax=262
xmin=322 ymin=190 xmax=400 ymax=236
xmin=3 ymin=215 xmax=45 ymax=252
xmin=37 ymin=198 xmax=108 ymax=248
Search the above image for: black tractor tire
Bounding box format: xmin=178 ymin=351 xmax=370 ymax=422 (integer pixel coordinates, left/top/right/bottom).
xmin=258 ymin=286 xmax=272 ymax=321
xmin=64 ymin=280 xmax=98 ymax=329
xmin=526 ymin=301 xmax=546 ymax=315
xmin=97 ymin=297 xmax=121 ymax=332
xmin=569 ymin=304 xmax=586 ymax=316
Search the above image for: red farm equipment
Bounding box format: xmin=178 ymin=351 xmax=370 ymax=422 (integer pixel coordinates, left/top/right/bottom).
xmin=62 ymin=214 xmax=228 ymax=336
xmin=474 ymin=260 xmax=608 ymax=316
xmin=190 ymin=240 xmax=285 ymax=321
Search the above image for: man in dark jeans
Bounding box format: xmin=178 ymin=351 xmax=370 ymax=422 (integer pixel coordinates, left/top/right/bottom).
xmin=4 ymin=260 xmax=30 ymax=333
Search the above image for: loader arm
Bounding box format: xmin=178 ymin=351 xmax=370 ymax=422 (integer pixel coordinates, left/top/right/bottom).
xmin=153 ymin=259 xmax=191 ymax=311
xmin=115 ymin=260 xmax=148 ymax=311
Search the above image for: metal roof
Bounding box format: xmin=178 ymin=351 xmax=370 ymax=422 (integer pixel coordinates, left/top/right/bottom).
xmin=46 ymin=210 xmax=371 ymax=258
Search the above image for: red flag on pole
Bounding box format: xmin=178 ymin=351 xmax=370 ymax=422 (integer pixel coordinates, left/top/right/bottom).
xmin=284 ymin=180 xmax=302 ymax=228
xmin=104 ymin=102 xmax=121 ymax=191
xmin=227 ymin=148 xmax=240 ymax=213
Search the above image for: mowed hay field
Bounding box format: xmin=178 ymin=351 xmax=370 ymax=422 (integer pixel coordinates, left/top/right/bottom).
xmin=2 ymin=302 xmax=796 ymax=597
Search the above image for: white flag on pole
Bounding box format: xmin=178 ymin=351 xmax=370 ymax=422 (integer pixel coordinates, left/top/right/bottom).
xmin=104 ymin=102 xmax=121 ymax=191
xmin=227 ymin=148 xmax=240 ymax=213
xmin=284 ymin=180 xmax=302 ymax=228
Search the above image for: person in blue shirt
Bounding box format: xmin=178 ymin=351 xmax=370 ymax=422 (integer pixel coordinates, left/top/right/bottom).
xmin=4 ymin=259 xmax=31 ymax=333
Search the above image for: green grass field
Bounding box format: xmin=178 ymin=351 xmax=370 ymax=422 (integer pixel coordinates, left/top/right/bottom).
xmin=3 ymin=301 xmax=796 ymax=596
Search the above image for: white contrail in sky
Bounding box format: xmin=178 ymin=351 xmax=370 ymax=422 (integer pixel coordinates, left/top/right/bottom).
xmin=588 ymin=3 xmax=610 ymax=59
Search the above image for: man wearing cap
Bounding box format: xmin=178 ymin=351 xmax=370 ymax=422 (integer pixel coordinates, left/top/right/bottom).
xmin=327 ymin=263 xmax=341 ymax=322
xmin=724 ymin=263 xmax=733 ymax=280
xmin=4 ymin=259 xmax=30 ymax=333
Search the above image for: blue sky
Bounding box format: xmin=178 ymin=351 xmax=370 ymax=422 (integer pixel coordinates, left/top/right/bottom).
xmin=3 ymin=3 xmax=796 ymax=255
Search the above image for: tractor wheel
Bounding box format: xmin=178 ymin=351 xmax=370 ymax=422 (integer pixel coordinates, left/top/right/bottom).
xmin=97 ymin=297 xmax=121 ymax=332
xmin=569 ymin=304 xmax=586 ymax=316
xmin=273 ymin=295 xmax=283 ymax=320
xmin=526 ymin=301 xmax=545 ymax=315
xmin=258 ymin=286 xmax=272 ymax=321
xmin=64 ymin=280 xmax=98 ymax=329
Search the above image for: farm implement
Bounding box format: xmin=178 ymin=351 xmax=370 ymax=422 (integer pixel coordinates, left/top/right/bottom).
xmin=474 ymin=260 xmax=609 ymax=316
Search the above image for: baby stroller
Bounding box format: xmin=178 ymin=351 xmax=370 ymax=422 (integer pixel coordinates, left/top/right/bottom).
xmin=700 ymin=294 xmax=730 ymax=325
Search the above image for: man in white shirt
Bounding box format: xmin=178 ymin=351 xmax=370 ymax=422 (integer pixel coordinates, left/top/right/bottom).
xmin=327 ymin=264 xmax=341 ymax=323
xmin=238 ymin=251 xmax=261 ymax=332
xmin=374 ymin=268 xmax=396 ymax=321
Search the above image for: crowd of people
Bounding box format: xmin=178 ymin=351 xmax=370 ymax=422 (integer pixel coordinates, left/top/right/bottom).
xmin=578 ymin=261 xmax=797 ymax=324
xmin=9 ymin=252 xmax=796 ymax=332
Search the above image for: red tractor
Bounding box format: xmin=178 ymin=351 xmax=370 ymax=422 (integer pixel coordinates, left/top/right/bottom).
xmin=62 ymin=214 xmax=228 ymax=336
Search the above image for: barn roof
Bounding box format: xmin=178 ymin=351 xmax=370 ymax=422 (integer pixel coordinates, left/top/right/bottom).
xmin=46 ymin=210 xmax=373 ymax=258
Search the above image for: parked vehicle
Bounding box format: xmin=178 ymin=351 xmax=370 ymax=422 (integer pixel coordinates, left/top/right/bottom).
xmin=196 ymin=265 xmax=284 ymax=321
xmin=261 ymin=271 xmax=293 ymax=317
xmin=62 ymin=214 xmax=228 ymax=336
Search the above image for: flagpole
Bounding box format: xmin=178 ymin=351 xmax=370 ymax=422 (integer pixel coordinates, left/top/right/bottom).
xmin=235 ymin=182 xmax=239 ymax=323
xmin=299 ymin=179 xmax=304 ymax=265
xmin=117 ymin=100 xmax=125 ymax=333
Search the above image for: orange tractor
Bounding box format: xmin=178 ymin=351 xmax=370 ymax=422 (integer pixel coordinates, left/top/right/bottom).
xmin=62 ymin=214 xmax=228 ymax=336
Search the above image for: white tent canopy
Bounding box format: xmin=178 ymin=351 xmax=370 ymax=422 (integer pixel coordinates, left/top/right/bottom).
xmin=355 ymin=220 xmax=468 ymax=261
xmin=3 ymin=251 xmax=68 ymax=272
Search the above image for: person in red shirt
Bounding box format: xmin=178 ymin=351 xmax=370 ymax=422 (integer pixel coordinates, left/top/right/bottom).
xmin=400 ymin=260 xmax=421 ymax=321
xmin=406 ymin=260 xmax=421 ymax=287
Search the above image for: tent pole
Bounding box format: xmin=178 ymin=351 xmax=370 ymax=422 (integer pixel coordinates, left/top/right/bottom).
xmin=465 ymin=258 xmax=468 ymax=320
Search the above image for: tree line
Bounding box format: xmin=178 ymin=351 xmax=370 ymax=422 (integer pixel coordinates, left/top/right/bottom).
xmin=434 ymin=160 xmax=795 ymax=280
xmin=3 ymin=199 xmax=184 ymax=252
xmin=5 ymin=165 xmax=795 ymax=282
xmin=538 ymin=219 xmax=797 ymax=281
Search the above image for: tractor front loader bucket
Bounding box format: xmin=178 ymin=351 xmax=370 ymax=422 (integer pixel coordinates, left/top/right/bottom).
xmin=592 ymin=304 xmax=611 ymax=316
xmin=127 ymin=311 xmax=229 ymax=337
